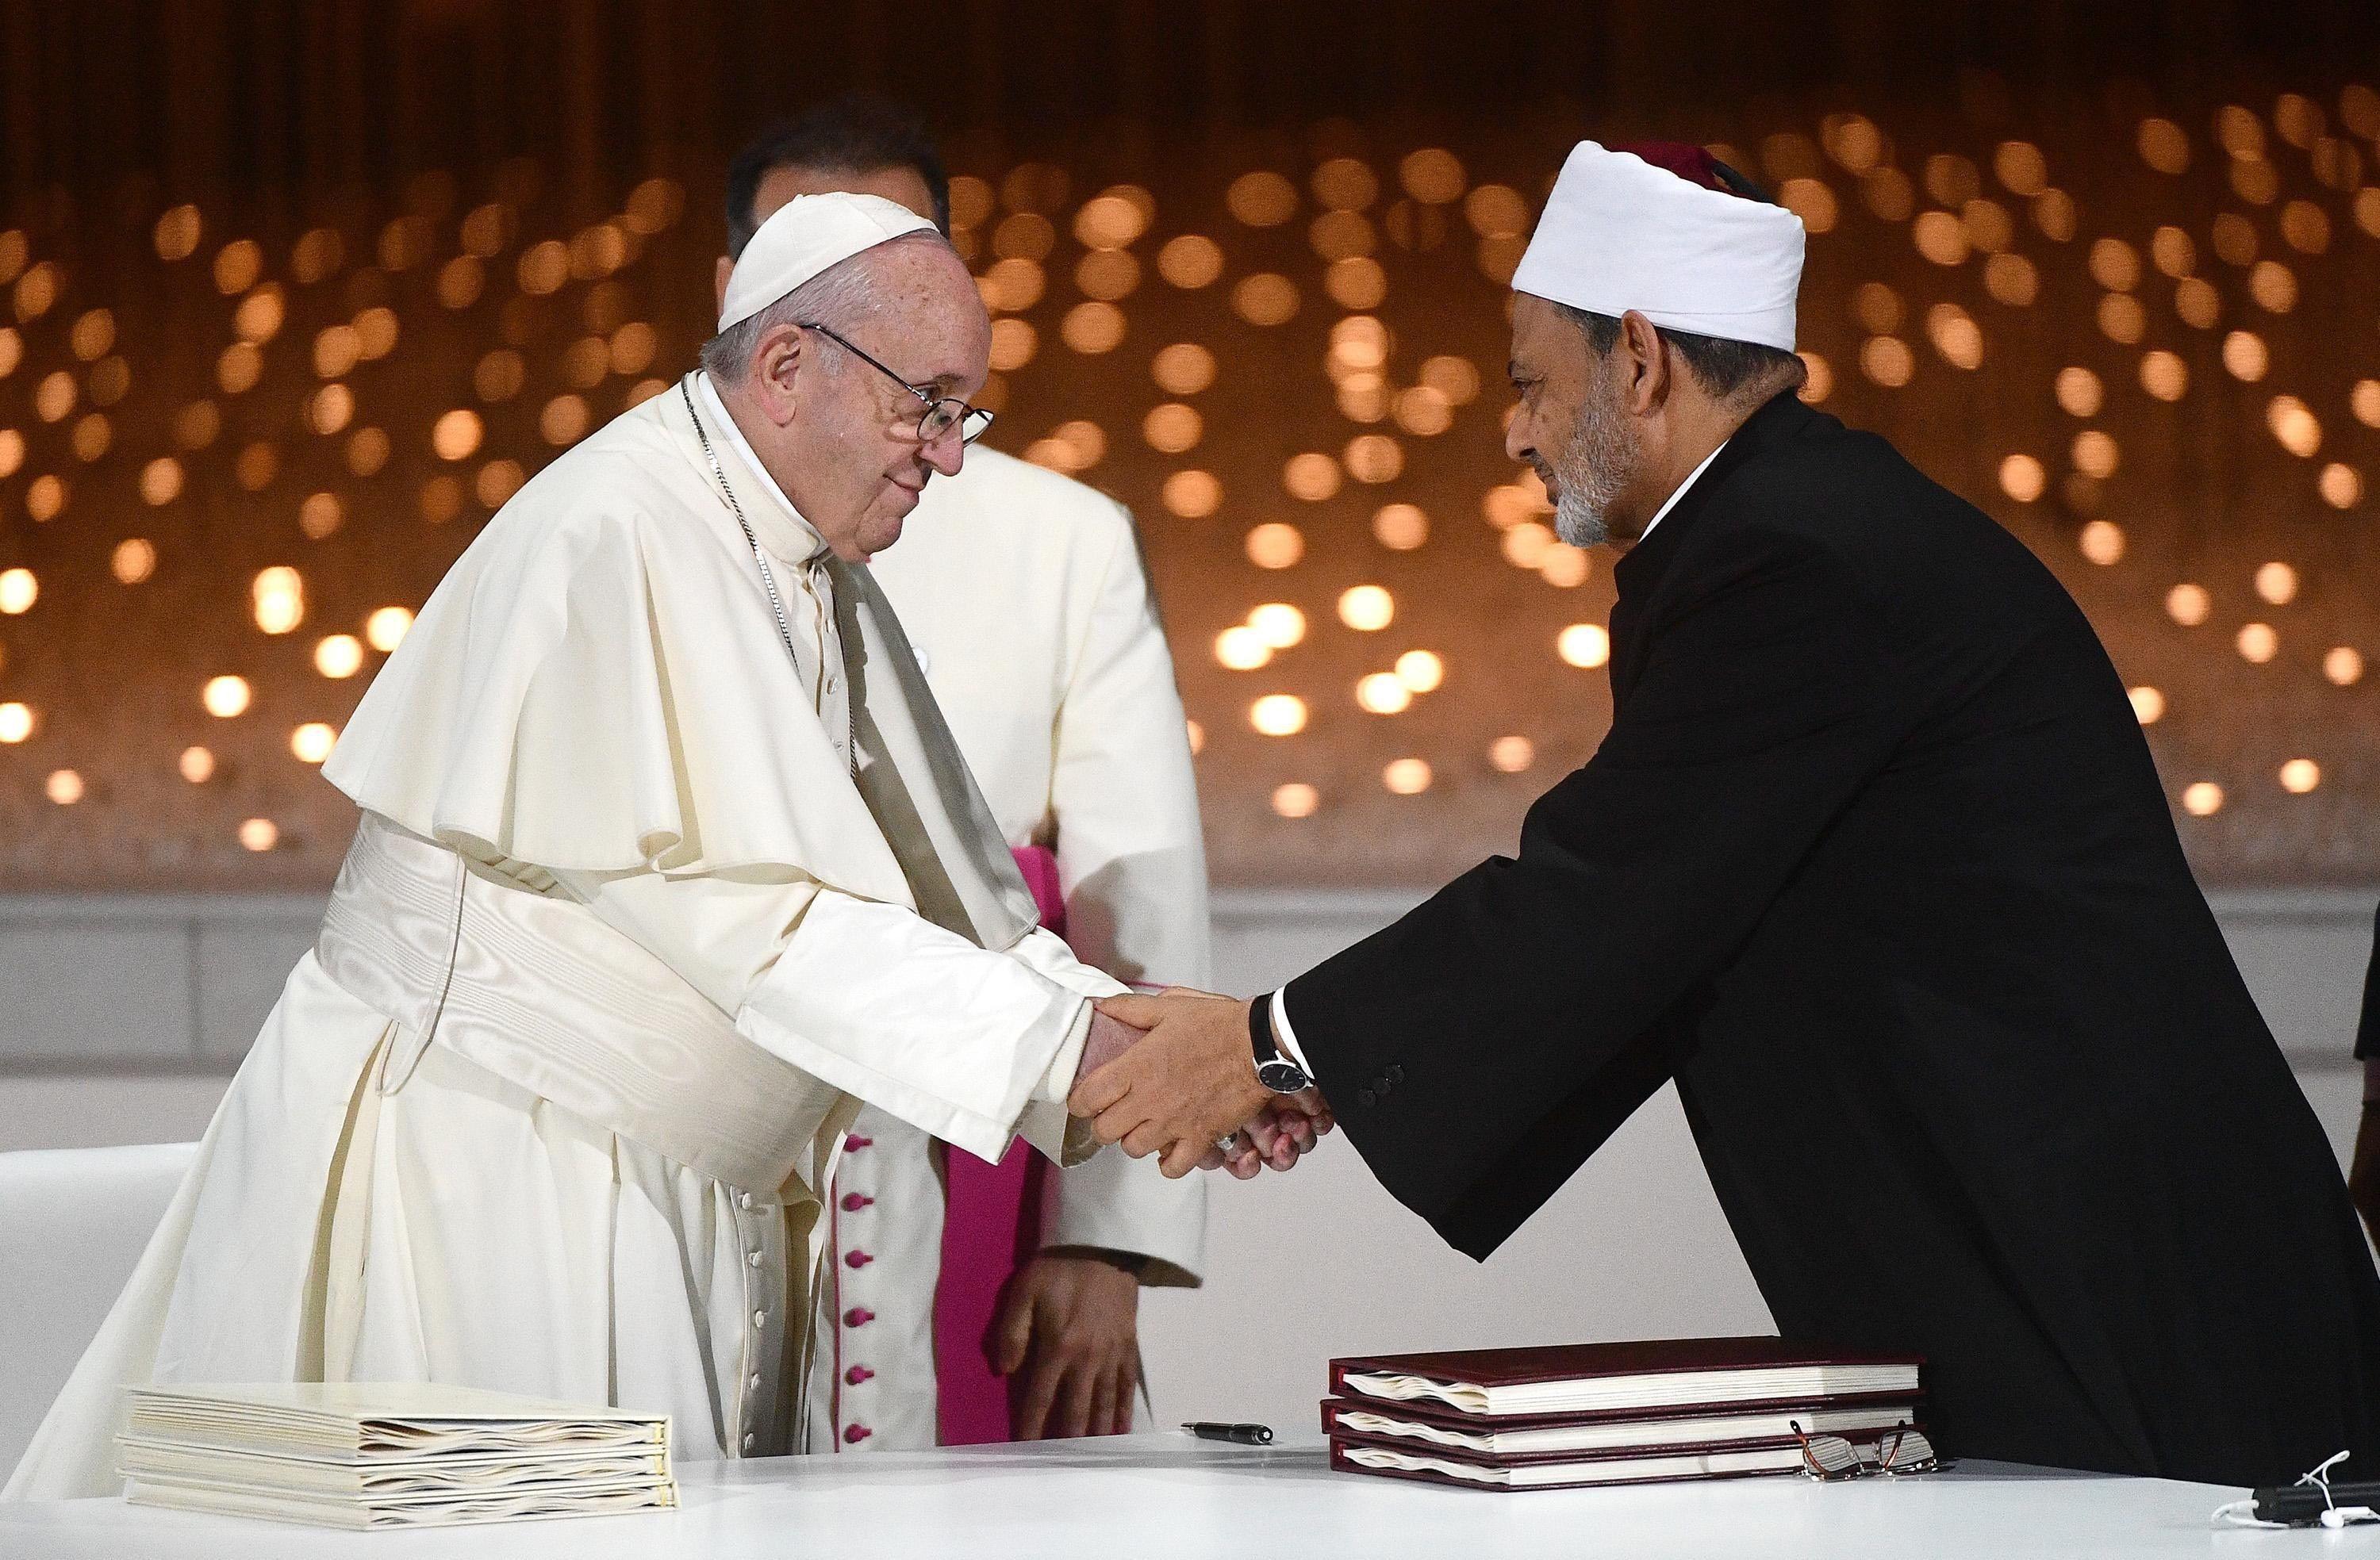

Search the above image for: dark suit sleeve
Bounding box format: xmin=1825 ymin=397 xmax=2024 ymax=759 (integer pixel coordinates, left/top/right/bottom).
xmin=2357 ymin=903 xmax=2380 ymax=1061
xmin=1284 ymin=526 xmax=1920 ymax=1254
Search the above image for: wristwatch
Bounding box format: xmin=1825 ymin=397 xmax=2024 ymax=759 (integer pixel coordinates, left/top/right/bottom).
xmin=1248 ymin=994 xmax=1313 ymax=1095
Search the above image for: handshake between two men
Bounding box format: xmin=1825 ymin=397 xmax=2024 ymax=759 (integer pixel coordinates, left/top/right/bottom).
xmin=1071 ymin=992 xmax=1332 ymax=1180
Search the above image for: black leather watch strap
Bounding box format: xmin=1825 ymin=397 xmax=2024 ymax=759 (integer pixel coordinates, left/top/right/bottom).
xmin=1249 ymin=990 xmax=1278 ymax=1064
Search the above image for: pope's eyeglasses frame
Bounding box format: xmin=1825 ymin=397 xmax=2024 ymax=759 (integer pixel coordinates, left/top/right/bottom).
xmin=800 ymin=321 xmax=995 ymax=447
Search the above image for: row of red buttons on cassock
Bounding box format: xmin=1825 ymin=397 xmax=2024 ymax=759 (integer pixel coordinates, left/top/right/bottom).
xmin=838 ymin=1131 xmax=875 ymax=1445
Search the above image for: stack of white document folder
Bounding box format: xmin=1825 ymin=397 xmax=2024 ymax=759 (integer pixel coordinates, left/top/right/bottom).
xmin=117 ymin=1382 xmax=676 ymax=1530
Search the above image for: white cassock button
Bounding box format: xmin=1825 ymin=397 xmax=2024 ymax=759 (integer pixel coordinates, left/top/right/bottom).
xmin=747 ymin=1250 xmax=763 ymax=1268
xmin=743 ymin=1433 xmax=755 ymax=1451
xmin=749 ymin=1373 xmax=763 ymax=1391
xmin=753 ymin=1309 xmax=768 ymax=1328
xmin=915 ymin=647 xmax=932 ymax=674
xmin=738 ymin=1191 xmax=754 ymax=1209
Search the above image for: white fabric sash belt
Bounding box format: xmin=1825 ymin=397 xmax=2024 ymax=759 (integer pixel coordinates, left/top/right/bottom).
xmin=315 ymin=814 xmax=846 ymax=1198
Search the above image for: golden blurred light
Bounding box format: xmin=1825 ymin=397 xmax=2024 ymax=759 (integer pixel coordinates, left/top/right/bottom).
xmin=1778 ymin=178 xmax=1837 ymax=233
xmin=0 ymin=701 xmax=29 ymax=742
xmin=1540 ymin=544 xmax=1591 ymax=588
xmin=1051 ymin=421 xmax=1107 ymax=471
xmin=2281 ymin=200 xmax=2331 ymax=254
xmin=0 ymin=326 xmax=17 ymax=380
xmin=291 ymin=226 xmax=344 ymax=284
xmin=346 ymin=427 xmax=390 ymax=478
xmin=12 ymin=260 xmax=56 ymax=320
xmin=2230 ymin=158 xmax=2279 ymax=205
xmin=90 ymin=358 xmax=127 ymax=405
xmin=2348 ymin=380 xmax=2380 ymax=429
xmin=560 ymin=335 xmax=608 ymax=389
xmin=1921 ymin=151 xmax=1978 ymax=205
xmin=1155 ymin=236 xmax=1223 ymax=289
xmin=178 ymin=746 xmax=214 ymax=783
xmin=2182 ymin=782 xmax=2225 ymax=817
xmin=71 ymin=413 xmax=110 ymax=462
xmin=2211 ymin=213 xmax=2258 ymax=269
xmin=1250 ymin=694 xmax=1307 ymax=736
xmin=2255 ymin=562 xmax=2298 ymax=605
xmin=2129 ymin=687 xmax=2166 ymax=724
xmin=2221 ymin=332 xmax=2268 ymax=381
xmin=251 ymin=566 xmax=305 ymax=634
xmin=1231 ymin=273 xmax=1300 ymax=326
xmin=233 ymin=285 xmax=283 ymax=343
xmin=1860 ymin=336 xmax=1914 ymax=388
xmin=1226 ymin=171 xmax=1299 ymax=228
xmin=1142 ymin=402 xmax=1202 ymax=454
xmin=985 ymin=317 xmax=1038 ymax=374
xmin=0 ymin=430 xmax=18 ymax=479
xmin=2175 ymin=278 xmax=2221 ymax=330
xmin=1334 ymin=585 xmax=1395 ymax=632
xmin=477 ymin=459 xmax=524 ymax=508
xmin=606 ymin=320 xmax=655 ymax=376
xmin=2096 ymin=294 xmax=2145 ymax=343
xmin=1335 ymin=372 xmax=1388 ymax=424
xmin=1372 ymin=504 xmax=1427 ymax=550
xmin=1073 ymin=194 xmax=1147 ymax=251
xmin=1249 ymin=604 xmax=1307 ymax=650
xmin=1418 ymin=355 xmax=1481 ymax=405
xmin=1059 ymin=301 xmax=1125 ymax=354
xmin=1824 ymin=115 xmax=1887 ymax=174
xmin=460 ymin=202 xmax=511 ymax=259
xmin=2032 ymin=188 xmax=2077 ymax=241
xmin=1395 ymin=650 xmax=1444 ymax=693
xmin=1343 ymin=434 xmax=1403 ymax=485
xmin=210 ymin=341 xmax=259 ymax=398
xmin=315 ymin=634 xmax=364 ymax=678
xmin=1282 ymin=453 xmax=1342 ymax=502
xmin=1925 ymin=304 xmax=1983 ymax=369
xmin=26 ymin=474 xmax=64 ymax=521
xmin=1853 ymin=282 xmax=1903 ymax=334
xmin=155 ymin=204 xmax=202 ymax=260
xmin=313 ymin=324 xmax=361 ymax=378
xmin=297 ymin=492 xmax=343 ymax=540
xmin=2248 ymin=260 xmax=2297 ymax=313
xmin=0 ymin=567 xmax=34 ymax=613
xmin=427 ymin=408 xmax=482 ymax=462
xmin=1311 ymin=157 xmax=1379 ymax=212
xmin=111 ymin=539 xmax=156 ymax=584
xmin=239 ymin=818 xmax=280 ymax=853
xmin=1309 ymin=209 xmax=1376 ymax=262
xmin=68 ymin=307 xmax=113 ymax=360
xmin=517 ymin=240 xmax=569 ymax=295
xmin=291 ymin=723 xmax=337 ymax=764
xmin=1272 ymin=783 xmax=1319 ymax=818
xmin=2360 ymin=187 xmax=2380 ymax=240
xmin=2324 ymin=647 xmax=2365 ymax=686
xmin=541 ymin=395 xmax=591 ymax=447
xmin=2089 ymin=239 xmax=2141 ymax=292
xmin=1483 ymin=479 xmax=1550 ymax=530
xmin=436 ymin=255 xmax=486 ymax=311
xmin=1965 ymin=197 xmax=2015 ymax=251
xmin=1464 ymin=184 xmax=1529 ymax=238
xmin=202 ymin=675 xmax=252 ymax=718
xmin=1475 ymin=234 xmax=1526 ymax=285
xmin=171 ymin=401 xmax=220 ymax=450
xmin=1502 ymin=520 xmax=1554 ymax=569
xmin=2078 ymin=520 xmax=2125 ymax=565
xmin=2278 ymin=759 xmax=2321 ymax=795
xmin=2236 ymin=623 xmax=2278 ymax=663
xmin=1798 ymin=352 xmax=1833 ymax=402
xmin=2320 ymin=464 xmax=2363 ymax=509
xmin=1356 ymin=672 xmax=1412 ymax=715
xmin=2267 ymin=396 xmax=2320 ymax=458
xmin=139 ymin=458 xmax=182 ymax=507
xmin=1393 ymin=385 xmax=1454 ymax=436
xmin=992 ymin=211 xmax=1056 ymax=261
xmin=2072 ymin=431 xmax=2120 ymax=480
xmin=1152 ymin=343 xmax=1217 ymax=396
xmin=1399 ymin=148 xmax=1466 ymax=204
xmin=308 ymin=385 xmax=353 ymax=435
xmin=33 ymin=370 xmax=72 ymax=422
xmin=1983 ymin=253 xmax=2039 ymax=307
xmin=1161 ymin=470 xmax=1222 ymax=519
xmin=1557 ymin=623 xmax=1610 ymax=669
xmin=45 ymin=769 xmax=81 ymax=805
xmin=1328 ymin=314 xmax=1389 ymax=370
xmin=213 ymin=239 xmax=263 ymax=294
xmin=2139 ymin=351 xmax=2188 ymax=402
xmin=1383 ymin=758 xmax=1433 ymax=795
xmin=236 ymin=442 xmax=278 ymax=492
xmin=2168 ymin=584 xmax=2212 ymax=626
xmin=2136 ymin=117 xmax=2190 ymax=173
xmin=2150 ymin=225 xmax=2196 ymax=278
xmin=2274 ymin=93 xmax=2323 ymax=147
xmin=1246 ymin=522 xmax=1304 ymax=569
xmin=1325 ymin=256 xmax=1388 ymax=310
xmin=1076 ymin=249 xmax=1140 ymax=301
xmin=364 ymin=607 xmax=414 ymax=654
xmin=1489 ymin=735 xmax=1535 ymax=773
xmin=1999 ymin=455 xmax=2046 ymax=503
xmin=1912 ymin=211 xmax=1969 ymax=266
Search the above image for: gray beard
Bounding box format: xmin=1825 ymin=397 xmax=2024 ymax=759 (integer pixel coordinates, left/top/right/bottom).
xmin=1549 ymin=385 xmax=1640 ymax=549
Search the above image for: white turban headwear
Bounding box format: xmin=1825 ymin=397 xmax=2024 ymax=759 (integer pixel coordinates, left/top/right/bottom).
xmin=1511 ymin=140 xmax=1805 ymax=352
xmin=717 ymin=191 xmax=938 ymax=334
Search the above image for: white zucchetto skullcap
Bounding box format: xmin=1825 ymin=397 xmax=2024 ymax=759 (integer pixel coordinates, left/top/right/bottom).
xmin=1511 ymin=140 xmax=1806 ymax=352
xmin=717 ymin=191 xmax=938 ymax=334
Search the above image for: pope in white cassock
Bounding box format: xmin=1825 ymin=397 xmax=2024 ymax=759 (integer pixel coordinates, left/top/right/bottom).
xmin=718 ymin=102 xmax=1210 ymax=1455
xmin=6 ymin=193 xmax=1301 ymax=1501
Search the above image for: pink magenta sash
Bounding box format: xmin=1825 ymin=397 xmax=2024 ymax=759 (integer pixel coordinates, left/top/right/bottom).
xmin=934 ymin=845 xmax=1066 ymax=1445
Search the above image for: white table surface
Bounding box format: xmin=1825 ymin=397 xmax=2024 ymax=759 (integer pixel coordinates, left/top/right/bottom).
xmin=0 ymin=1432 xmax=2359 ymax=1558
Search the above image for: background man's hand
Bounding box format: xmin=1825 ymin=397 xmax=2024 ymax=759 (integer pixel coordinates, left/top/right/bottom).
xmin=1072 ymin=992 xmax=1331 ymax=1176
xmin=990 ymin=1250 xmax=1142 ymax=1438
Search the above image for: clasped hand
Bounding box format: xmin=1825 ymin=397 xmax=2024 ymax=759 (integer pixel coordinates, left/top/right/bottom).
xmin=1069 ymin=990 xmax=1333 ymax=1179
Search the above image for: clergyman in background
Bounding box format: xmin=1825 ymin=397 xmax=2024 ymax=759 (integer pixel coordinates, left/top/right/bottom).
xmin=720 ymin=96 xmax=1212 ymax=1452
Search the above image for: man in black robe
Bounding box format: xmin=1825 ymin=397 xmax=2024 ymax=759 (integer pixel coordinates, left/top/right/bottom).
xmin=1075 ymin=140 xmax=2380 ymax=1486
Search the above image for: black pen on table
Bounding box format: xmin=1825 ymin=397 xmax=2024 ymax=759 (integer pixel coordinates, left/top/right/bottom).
xmin=1182 ymin=1421 xmax=1273 ymax=1445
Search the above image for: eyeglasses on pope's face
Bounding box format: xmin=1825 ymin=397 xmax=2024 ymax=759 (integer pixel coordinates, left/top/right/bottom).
xmin=800 ymin=321 xmax=995 ymax=446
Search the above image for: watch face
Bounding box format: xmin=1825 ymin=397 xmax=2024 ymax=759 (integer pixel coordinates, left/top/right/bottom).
xmin=1257 ymin=1059 xmax=1311 ymax=1095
